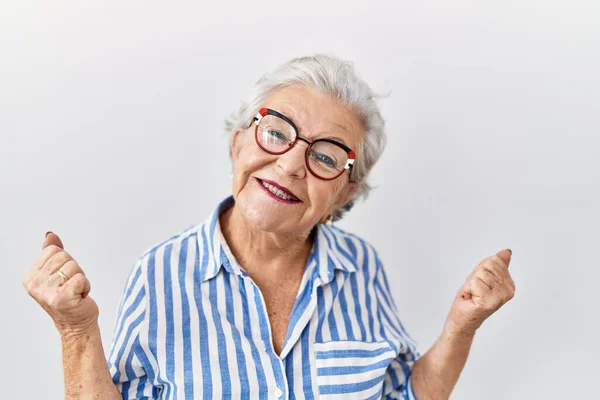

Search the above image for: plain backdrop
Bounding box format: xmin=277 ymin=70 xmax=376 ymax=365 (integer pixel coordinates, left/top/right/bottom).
xmin=2 ymin=1 xmax=599 ymax=399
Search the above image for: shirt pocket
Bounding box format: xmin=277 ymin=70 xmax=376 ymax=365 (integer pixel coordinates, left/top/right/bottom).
xmin=313 ymin=340 xmax=397 ymax=399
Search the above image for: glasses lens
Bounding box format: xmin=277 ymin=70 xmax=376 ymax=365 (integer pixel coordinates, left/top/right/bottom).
xmin=256 ymin=114 xmax=296 ymax=154
xmin=307 ymin=141 xmax=349 ymax=179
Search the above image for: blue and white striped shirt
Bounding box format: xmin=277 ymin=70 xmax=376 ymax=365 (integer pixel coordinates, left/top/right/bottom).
xmin=108 ymin=196 xmax=420 ymax=399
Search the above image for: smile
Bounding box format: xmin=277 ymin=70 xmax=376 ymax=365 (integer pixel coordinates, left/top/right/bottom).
xmin=257 ymin=179 xmax=300 ymax=203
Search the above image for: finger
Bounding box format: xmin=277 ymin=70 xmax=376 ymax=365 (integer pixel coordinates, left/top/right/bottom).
xmin=481 ymin=260 xmax=505 ymax=283
xmin=474 ymin=268 xmax=497 ymax=290
xmin=460 ymin=279 xmax=472 ymax=300
xmin=34 ymin=244 xmax=65 ymax=269
xmin=42 ymin=232 xmax=64 ymax=250
xmin=495 ymin=249 xmax=512 ymax=268
xmin=469 ymin=277 xmax=493 ymax=302
xmin=499 ymin=271 xmax=516 ymax=295
xmin=460 ymin=277 xmax=484 ymax=300
xmin=504 ymin=280 xmax=516 ymax=301
xmin=473 ymin=275 xmax=492 ymax=292
xmin=22 ymin=269 xmax=39 ymax=297
xmin=61 ymin=273 xmax=89 ymax=297
xmin=22 ymin=268 xmax=60 ymax=308
xmin=54 ymin=260 xmax=85 ymax=287
xmin=43 ymin=250 xmax=73 ymax=275
xmin=463 ymin=265 xmax=478 ymax=283
xmin=486 ymin=258 xmax=514 ymax=285
xmin=508 ymin=276 xmax=516 ymax=292
xmin=82 ymin=276 xmax=91 ymax=298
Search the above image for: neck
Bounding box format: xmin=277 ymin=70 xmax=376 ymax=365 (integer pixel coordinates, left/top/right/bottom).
xmin=219 ymin=204 xmax=314 ymax=277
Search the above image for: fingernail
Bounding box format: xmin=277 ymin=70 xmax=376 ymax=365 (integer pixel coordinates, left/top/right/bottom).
xmin=507 ymin=249 xmax=512 ymax=255
xmin=45 ymin=231 xmax=53 ymax=238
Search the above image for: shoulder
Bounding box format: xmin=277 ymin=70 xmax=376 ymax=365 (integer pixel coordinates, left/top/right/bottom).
xmin=134 ymin=196 xmax=232 ymax=268
xmin=321 ymin=224 xmax=383 ymax=274
xmin=130 ymin=223 xmax=204 ymax=279
xmin=326 ymin=224 xmax=381 ymax=260
xmin=138 ymin=223 xmax=201 ymax=261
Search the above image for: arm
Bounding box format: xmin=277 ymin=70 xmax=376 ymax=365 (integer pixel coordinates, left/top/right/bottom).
xmin=410 ymin=320 xmax=475 ymax=399
xmin=410 ymin=249 xmax=516 ymax=399
xmin=61 ymin=324 xmax=122 ymax=400
xmin=23 ymin=232 xmax=122 ymax=399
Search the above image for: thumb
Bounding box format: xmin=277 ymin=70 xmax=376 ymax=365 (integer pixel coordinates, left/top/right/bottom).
xmin=459 ymin=279 xmax=473 ymax=300
xmin=496 ymin=248 xmax=512 ymax=268
xmin=43 ymin=231 xmax=64 ymax=250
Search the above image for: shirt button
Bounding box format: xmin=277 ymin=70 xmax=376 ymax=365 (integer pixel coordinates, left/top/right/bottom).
xmin=274 ymin=387 xmax=283 ymax=398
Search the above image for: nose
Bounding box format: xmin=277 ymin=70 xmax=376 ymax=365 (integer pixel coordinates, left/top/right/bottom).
xmin=276 ymin=140 xmax=308 ymax=179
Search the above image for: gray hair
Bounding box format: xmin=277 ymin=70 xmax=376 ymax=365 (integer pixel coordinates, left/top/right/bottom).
xmin=224 ymin=53 xmax=387 ymax=221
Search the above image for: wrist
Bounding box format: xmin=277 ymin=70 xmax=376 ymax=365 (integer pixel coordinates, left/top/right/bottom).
xmin=59 ymin=321 xmax=100 ymax=344
xmin=442 ymin=318 xmax=477 ymax=343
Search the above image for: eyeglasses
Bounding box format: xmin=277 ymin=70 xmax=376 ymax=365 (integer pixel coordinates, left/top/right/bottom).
xmin=252 ymin=108 xmax=356 ymax=181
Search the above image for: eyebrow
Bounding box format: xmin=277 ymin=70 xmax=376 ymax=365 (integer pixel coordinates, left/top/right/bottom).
xmin=275 ymin=108 xmax=351 ymax=146
xmin=317 ymin=134 xmax=348 ymax=145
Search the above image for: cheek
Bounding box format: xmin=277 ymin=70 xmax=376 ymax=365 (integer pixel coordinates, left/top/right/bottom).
xmin=233 ymin=135 xmax=263 ymax=171
xmin=309 ymin=180 xmax=345 ymax=209
xmin=232 ymin=145 xmax=274 ymax=190
xmin=236 ymin=151 xmax=269 ymax=175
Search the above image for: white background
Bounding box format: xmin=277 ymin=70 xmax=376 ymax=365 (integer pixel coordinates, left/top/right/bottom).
xmin=2 ymin=1 xmax=599 ymax=398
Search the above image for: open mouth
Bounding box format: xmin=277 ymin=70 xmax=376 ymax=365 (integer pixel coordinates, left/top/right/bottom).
xmin=256 ymin=178 xmax=301 ymax=203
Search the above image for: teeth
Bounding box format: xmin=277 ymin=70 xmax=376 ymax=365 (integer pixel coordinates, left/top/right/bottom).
xmin=261 ymin=181 xmax=298 ymax=201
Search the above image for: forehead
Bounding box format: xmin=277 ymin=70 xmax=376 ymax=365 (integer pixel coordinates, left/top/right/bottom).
xmin=262 ymin=85 xmax=363 ymax=148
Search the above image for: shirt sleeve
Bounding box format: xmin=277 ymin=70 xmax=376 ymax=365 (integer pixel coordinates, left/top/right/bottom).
xmin=382 ymin=357 xmax=419 ymax=399
xmin=373 ymin=253 xmax=421 ymax=400
xmin=107 ymin=257 xmax=160 ymax=400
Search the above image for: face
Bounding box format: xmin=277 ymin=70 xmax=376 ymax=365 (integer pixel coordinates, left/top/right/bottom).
xmin=229 ymin=85 xmax=363 ymax=236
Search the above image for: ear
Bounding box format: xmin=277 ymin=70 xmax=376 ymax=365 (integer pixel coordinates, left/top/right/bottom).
xmin=230 ymin=128 xmax=244 ymax=162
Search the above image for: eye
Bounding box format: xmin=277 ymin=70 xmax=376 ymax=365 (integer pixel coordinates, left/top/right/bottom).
xmin=310 ymin=151 xmax=337 ymax=168
xmin=266 ymin=129 xmax=290 ymax=143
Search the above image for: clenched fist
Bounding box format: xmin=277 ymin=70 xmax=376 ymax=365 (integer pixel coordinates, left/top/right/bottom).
xmin=447 ymin=249 xmax=516 ymax=335
xmin=22 ymin=232 xmax=99 ymax=337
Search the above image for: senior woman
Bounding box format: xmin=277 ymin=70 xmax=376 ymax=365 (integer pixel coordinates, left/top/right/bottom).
xmin=23 ymin=54 xmax=515 ymax=399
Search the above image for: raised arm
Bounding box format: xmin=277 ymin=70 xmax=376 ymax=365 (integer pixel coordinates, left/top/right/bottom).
xmin=23 ymin=232 xmax=122 ymax=400
xmin=411 ymin=249 xmax=515 ymax=399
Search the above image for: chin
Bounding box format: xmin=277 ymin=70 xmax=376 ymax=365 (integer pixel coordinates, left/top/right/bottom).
xmin=243 ymin=206 xmax=290 ymax=233
xmin=235 ymin=195 xmax=285 ymax=230
xmin=235 ymin=180 xmax=310 ymax=233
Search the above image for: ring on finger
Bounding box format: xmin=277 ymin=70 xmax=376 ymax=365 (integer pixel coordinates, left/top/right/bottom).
xmin=56 ymin=269 xmax=69 ymax=282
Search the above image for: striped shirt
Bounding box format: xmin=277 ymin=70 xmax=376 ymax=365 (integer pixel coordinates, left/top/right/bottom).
xmin=107 ymin=196 xmax=420 ymax=399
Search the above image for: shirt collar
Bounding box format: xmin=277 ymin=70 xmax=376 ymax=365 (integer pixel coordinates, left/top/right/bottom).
xmin=314 ymin=222 xmax=359 ymax=281
xmin=196 ymin=196 xmax=240 ymax=282
xmin=197 ymin=196 xmax=358 ymax=284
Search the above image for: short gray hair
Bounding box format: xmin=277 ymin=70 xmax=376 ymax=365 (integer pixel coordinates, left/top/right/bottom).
xmin=225 ymin=53 xmax=387 ymax=221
